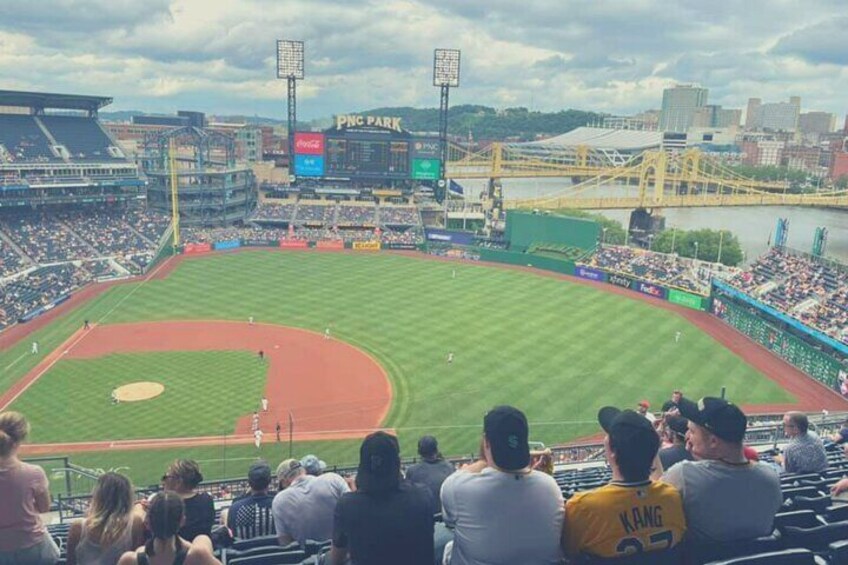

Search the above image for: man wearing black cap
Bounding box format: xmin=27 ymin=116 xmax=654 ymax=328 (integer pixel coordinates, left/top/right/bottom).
xmin=405 ymin=435 xmax=455 ymax=503
xmin=440 ymin=406 xmax=564 ymax=565
xmin=662 ymin=396 xmax=781 ymax=544
xmin=223 ymin=461 xmax=276 ymax=539
xmin=330 ymin=431 xmax=435 ymax=565
xmin=563 ymin=407 xmax=686 ymax=559
xmin=658 ymin=415 xmax=693 ymax=470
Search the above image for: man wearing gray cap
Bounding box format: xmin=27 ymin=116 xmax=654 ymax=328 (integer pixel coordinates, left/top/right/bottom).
xmin=272 ymin=457 xmax=349 ymax=546
xmin=662 ymin=396 xmax=781 ymax=544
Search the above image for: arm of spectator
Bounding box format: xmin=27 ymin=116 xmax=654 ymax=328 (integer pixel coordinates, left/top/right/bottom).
xmin=185 ymin=534 xmax=221 ymax=565
xmin=831 ymin=478 xmax=848 ymax=496
xmin=220 ymin=508 xmax=229 ymax=527
xmin=460 ymin=459 xmax=488 ymax=473
xmin=117 ymin=552 xmax=137 ymax=565
xmin=34 ymin=469 xmax=51 ymax=513
xmin=131 ymin=513 xmax=146 ymax=552
xmin=66 ymin=520 xmax=82 ymax=565
xmin=271 ymin=497 xmax=294 ymax=546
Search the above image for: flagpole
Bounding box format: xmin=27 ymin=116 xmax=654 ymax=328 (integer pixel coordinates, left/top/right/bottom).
xmin=288 ymin=411 xmax=294 ymax=459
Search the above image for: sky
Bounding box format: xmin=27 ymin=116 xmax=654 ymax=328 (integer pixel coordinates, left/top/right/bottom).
xmin=1 ymin=0 xmax=847 ymax=121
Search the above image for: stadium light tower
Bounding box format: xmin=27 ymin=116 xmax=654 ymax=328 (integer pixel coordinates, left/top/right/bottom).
xmin=433 ymin=48 xmax=460 ymax=202
xmin=277 ymin=40 xmax=304 ymax=183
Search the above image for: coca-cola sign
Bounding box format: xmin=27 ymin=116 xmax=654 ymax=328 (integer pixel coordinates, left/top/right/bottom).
xmin=294 ymin=133 xmax=325 ymax=155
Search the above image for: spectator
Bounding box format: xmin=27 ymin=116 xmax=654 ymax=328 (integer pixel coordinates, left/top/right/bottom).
xmin=0 ymin=411 xmax=60 ymax=565
xmin=661 ymin=390 xmax=683 ymax=414
xmin=329 ymin=432 xmax=435 ymax=565
xmin=159 ymin=460 xmax=215 ymax=542
xmin=563 ymin=406 xmax=686 ymax=559
xmin=828 ymin=417 xmax=848 ymax=445
xmin=272 ymin=458 xmax=349 ymax=546
xmin=405 ymin=435 xmax=455 ymax=503
xmin=67 ymin=471 xmax=145 ymax=565
xmin=662 ymin=397 xmax=781 ymax=544
xmin=440 ymin=406 xmax=564 ymax=565
xmin=659 ymin=415 xmax=693 ymax=471
xmin=117 ymin=491 xmax=220 ymax=565
xmin=222 ymin=461 xmax=275 ymax=540
xmin=776 ymin=411 xmax=828 ymax=474
xmin=637 ymin=401 xmax=656 ymax=425
xmin=300 ymin=454 xmax=326 ymax=476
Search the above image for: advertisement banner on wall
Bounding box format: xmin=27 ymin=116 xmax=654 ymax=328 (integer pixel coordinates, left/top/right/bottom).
xmin=316 ymin=240 xmax=345 ymax=250
xmin=214 ymin=239 xmax=241 ymax=251
xmin=295 ymin=155 xmax=325 ymax=177
xmin=425 ymin=229 xmax=476 ymax=246
xmin=410 ymin=138 xmax=441 ymax=159
xmin=668 ymin=289 xmax=706 ymax=310
xmin=241 ymin=239 xmax=280 ymax=247
xmin=184 ymin=243 xmax=212 ymax=255
xmin=280 ymin=239 xmax=309 ymax=249
xmin=607 ymin=273 xmax=632 ymax=289
xmin=574 ymin=265 xmax=607 ymax=282
xmin=632 ymin=280 xmax=667 ymax=300
xmin=383 ymin=243 xmax=418 ymax=250
xmin=411 ymin=158 xmax=440 ymax=180
xmin=294 ymin=132 xmax=325 ymax=155
xmin=353 ymin=241 xmax=381 ymax=251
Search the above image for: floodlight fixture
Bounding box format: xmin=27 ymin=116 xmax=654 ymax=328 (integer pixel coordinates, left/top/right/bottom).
xmin=277 ymin=40 xmax=305 ymax=80
xmin=433 ymin=49 xmax=461 ymax=87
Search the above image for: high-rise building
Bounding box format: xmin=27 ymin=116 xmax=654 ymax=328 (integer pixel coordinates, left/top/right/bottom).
xmin=799 ymin=112 xmax=836 ymax=136
xmin=693 ymin=105 xmax=742 ymax=129
xmin=659 ymin=85 xmax=708 ymax=132
xmin=745 ymin=98 xmax=762 ymax=129
xmin=759 ymin=102 xmax=799 ymax=132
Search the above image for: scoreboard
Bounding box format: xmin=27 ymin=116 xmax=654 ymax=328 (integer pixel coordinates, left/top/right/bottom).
xmin=292 ymin=117 xmax=441 ymax=182
xmin=326 ymin=138 xmax=410 ymax=178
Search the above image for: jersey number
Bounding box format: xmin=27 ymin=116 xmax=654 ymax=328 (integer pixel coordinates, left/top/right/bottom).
xmin=615 ymin=530 xmax=674 ymax=555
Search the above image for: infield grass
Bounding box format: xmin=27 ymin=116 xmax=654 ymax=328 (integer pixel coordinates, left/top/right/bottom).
xmin=1 ymin=250 xmax=794 ymax=483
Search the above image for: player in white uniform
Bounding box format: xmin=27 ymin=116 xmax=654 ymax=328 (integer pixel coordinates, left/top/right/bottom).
xmin=31 ymin=341 xmax=39 ymax=354
xmin=675 ymin=331 xmax=682 ymax=343
xmin=324 ymin=327 xmax=331 ymax=339
xmin=447 ymin=352 xmax=454 ymax=364
xmin=261 ymin=396 xmax=269 ymax=412
xmin=254 ymin=428 xmax=263 ymax=449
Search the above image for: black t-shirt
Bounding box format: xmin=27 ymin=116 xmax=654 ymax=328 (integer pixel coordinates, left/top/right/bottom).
xmin=180 ymin=492 xmax=215 ymax=541
xmin=405 ymin=459 xmax=455 ymax=504
xmin=661 ymin=400 xmax=679 ymax=413
xmin=659 ymin=444 xmax=693 ymax=471
xmin=333 ymin=481 xmax=435 ymax=565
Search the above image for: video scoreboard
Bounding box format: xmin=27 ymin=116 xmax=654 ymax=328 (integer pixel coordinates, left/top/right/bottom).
xmin=292 ymin=115 xmax=441 ymax=182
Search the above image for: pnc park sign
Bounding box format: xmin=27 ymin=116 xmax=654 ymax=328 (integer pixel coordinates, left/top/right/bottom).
xmin=335 ymin=114 xmax=403 ymax=132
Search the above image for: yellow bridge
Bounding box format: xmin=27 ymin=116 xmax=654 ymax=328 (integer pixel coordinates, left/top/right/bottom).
xmin=445 ymin=142 xmax=848 ymax=210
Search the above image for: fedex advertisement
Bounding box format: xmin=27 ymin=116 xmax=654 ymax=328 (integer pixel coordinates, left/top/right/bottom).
xmin=294 ymin=132 xmax=325 ymax=155
xmin=295 ymin=155 xmax=325 ymax=177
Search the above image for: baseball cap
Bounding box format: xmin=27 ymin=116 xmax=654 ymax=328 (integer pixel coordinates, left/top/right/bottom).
xmin=356 ymin=431 xmax=401 ymax=494
xmin=417 ymin=435 xmax=439 ymax=458
xmin=301 ymin=454 xmax=327 ymax=475
xmin=598 ymin=407 xmax=660 ymax=457
xmin=484 ymin=406 xmax=530 ymax=471
xmin=276 ymin=459 xmax=303 ymax=482
xmin=678 ymin=396 xmax=747 ymax=443
xmin=638 ymin=400 xmax=650 ymax=409
xmin=248 ymin=461 xmax=272 ymax=489
xmin=666 ymin=415 xmax=689 ymax=437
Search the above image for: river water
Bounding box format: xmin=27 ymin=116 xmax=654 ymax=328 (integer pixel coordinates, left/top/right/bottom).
xmin=477 ymin=177 xmax=848 ymax=264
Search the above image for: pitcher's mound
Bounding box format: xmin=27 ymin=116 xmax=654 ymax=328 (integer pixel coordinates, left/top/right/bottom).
xmin=114 ymin=382 xmax=164 ymax=402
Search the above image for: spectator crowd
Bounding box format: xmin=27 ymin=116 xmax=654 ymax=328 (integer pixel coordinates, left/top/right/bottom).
xmin=5 ymin=390 xmax=847 ymax=565
xmin=587 ymin=245 xmax=714 ymax=295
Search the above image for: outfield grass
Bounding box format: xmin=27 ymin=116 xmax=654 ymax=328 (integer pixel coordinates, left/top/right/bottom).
xmin=1 ymin=250 xmax=795 ymax=484
xmin=10 ymin=351 xmax=267 ymax=442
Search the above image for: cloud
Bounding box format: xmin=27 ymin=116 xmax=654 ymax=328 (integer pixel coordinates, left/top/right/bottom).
xmin=0 ymin=0 xmax=845 ymax=119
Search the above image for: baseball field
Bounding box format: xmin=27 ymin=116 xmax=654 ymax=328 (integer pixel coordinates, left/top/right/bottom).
xmin=0 ymin=249 xmax=839 ymax=486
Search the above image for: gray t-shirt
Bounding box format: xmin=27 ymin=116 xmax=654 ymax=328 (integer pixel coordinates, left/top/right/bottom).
xmin=272 ymin=473 xmax=349 ymax=545
xmin=662 ymin=459 xmax=781 ymax=544
xmin=405 ymin=458 xmax=455 ymax=504
xmin=783 ymin=432 xmax=829 ymax=474
xmin=441 ymin=467 xmax=564 ymax=565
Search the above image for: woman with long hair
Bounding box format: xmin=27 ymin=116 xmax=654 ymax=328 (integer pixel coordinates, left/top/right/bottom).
xmin=117 ymin=492 xmax=219 ymax=565
xmin=0 ymin=411 xmax=60 ymax=565
xmin=66 ymin=472 xmax=145 ymax=565
xmin=158 ymin=460 xmax=214 ymax=542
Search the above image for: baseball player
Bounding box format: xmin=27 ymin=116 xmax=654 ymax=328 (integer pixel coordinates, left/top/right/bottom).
xmin=254 ymin=428 xmax=263 ymax=449
xmin=252 ymin=411 xmax=260 ymax=432
xmin=261 ymin=396 xmax=269 ymax=412
xmin=675 ymin=331 xmax=682 ymax=343
xmin=447 ymin=352 xmax=454 ymax=364
xmin=324 ymin=327 xmax=331 ymax=340
xmin=31 ymin=341 xmax=39 ymax=354
xmin=249 ymin=316 xmax=254 ymax=325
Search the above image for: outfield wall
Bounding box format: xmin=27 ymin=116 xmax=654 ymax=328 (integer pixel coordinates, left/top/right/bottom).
xmin=570 ymin=264 xmax=711 ymax=311
xmin=505 ymin=211 xmax=600 ymax=253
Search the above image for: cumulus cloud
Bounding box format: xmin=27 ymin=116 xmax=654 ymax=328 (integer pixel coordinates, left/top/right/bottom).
xmin=0 ymin=0 xmax=845 ymax=119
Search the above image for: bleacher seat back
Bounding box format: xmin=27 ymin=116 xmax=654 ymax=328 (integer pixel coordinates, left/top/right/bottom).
xmin=226 ymin=550 xmax=307 ymax=565
xmin=577 ymin=543 xmax=685 ymax=565
xmin=773 ymin=510 xmax=824 ymax=532
xmin=781 ymin=486 xmax=820 ymax=501
xmin=705 ymin=548 xmax=823 ymax=564
xmin=692 ymin=531 xmax=782 ymax=563
xmin=829 ymin=539 xmax=848 ymax=565
xmin=231 ymin=535 xmax=287 ymax=551
xmin=825 ymin=504 xmax=848 ymax=523
xmin=782 ymin=520 xmax=848 ymax=552
xmin=792 ymin=494 xmax=832 ymax=514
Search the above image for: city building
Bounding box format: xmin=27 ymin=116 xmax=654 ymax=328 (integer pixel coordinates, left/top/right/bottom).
xmin=799 ymin=112 xmax=836 ymax=136
xmin=208 ymin=122 xmax=264 ymax=163
xmin=659 ymin=85 xmax=708 ymax=133
xmin=692 ymin=105 xmax=741 ymax=129
xmin=830 ymin=152 xmax=848 ymax=182
xmin=745 ymin=98 xmax=762 ymax=130
xmin=746 ymin=97 xmax=800 ymax=132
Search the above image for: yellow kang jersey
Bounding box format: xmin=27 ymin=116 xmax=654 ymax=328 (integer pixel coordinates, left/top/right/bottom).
xmin=564 ymin=480 xmax=686 ymax=559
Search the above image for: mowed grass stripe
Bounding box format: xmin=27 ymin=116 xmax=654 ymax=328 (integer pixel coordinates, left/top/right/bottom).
xmin=1 ymin=251 xmax=795 ymax=483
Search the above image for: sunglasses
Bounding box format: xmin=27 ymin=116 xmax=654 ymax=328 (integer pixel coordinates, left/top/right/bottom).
xmin=161 ymin=474 xmax=175 ymax=482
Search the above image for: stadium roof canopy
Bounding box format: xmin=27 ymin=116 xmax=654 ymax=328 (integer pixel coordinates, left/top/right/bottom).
xmin=517 ymin=127 xmax=662 ymax=151
xmin=0 ymin=90 xmax=112 ymax=112
xmin=505 ymin=127 xmax=662 ymax=167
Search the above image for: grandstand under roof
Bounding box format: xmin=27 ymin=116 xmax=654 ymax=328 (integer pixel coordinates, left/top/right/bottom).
xmin=0 ymin=90 xmax=112 ymax=114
